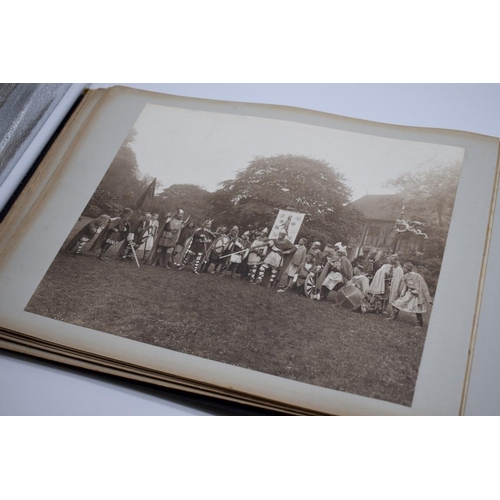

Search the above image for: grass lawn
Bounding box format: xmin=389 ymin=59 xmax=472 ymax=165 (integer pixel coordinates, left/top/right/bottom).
xmin=25 ymin=218 xmax=430 ymax=407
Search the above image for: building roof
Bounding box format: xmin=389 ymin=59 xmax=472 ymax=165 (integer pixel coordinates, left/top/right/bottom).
xmin=350 ymin=194 xmax=402 ymax=221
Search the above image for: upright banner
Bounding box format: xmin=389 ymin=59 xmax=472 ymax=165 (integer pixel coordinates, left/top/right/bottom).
xmin=269 ymin=210 xmax=305 ymax=244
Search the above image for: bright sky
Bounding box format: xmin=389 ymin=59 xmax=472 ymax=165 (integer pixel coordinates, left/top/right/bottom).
xmin=131 ymin=104 xmax=465 ymax=202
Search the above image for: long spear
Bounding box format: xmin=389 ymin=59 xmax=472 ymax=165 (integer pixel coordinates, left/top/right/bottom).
xmin=219 ymin=248 xmax=248 ymax=259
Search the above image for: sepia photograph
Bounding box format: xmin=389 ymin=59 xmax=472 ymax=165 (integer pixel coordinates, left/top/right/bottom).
xmin=24 ymin=102 xmax=465 ymax=407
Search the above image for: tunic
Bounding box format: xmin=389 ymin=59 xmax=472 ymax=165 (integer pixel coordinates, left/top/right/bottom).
xmin=286 ymin=245 xmax=307 ymax=277
xmin=263 ymin=237 xmax=296 ymax=268
xmin=392 ymin=272 xmax=432 ymax=313
xmin=248 ymin=238 xmax=268 ymax=265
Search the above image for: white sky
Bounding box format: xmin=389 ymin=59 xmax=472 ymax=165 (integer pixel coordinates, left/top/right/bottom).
xmin=131 ymin=104 xmax=465 ymax=202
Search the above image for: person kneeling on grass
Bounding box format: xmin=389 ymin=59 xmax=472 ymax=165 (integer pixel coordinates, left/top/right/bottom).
xmin=388 ymin=261 xmax=432 ymax=328
xmin=278 ymin=253 xmax=318 ymax=295
xmin=319 ymin=246 xmax=353 ymax=301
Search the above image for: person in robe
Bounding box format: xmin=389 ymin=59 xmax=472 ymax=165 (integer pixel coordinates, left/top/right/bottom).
xmin=138 ymin=213 xmax=159 ymax=261
xmin=251 ymin=229 xmax=296 ymax=287
xmin=389 ymin=261 xmax=432 ymax=328
xmin=387 ymin=254 xmax=404 ymax=306
xmin=361 ymin=254 xmax=404 ymax=314
xmin=65 ymin=214 xmax=110 ymax=256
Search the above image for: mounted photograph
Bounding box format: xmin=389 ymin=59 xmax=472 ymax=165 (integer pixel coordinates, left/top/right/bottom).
xmin=23 ymin=101 xmax=466 ymax=408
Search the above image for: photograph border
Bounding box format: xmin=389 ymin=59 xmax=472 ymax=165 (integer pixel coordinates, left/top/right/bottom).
xmin=0 ymin=87 xmax=498 ymax=415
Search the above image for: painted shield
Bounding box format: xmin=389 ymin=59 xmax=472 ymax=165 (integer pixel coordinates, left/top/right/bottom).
xmin=305 ymin=273 xmax=321 ymax=300
xmin=211 ymin=235 xmax=231 ymax=257
xmin=337 ymin=284 xmax=364 ymax=310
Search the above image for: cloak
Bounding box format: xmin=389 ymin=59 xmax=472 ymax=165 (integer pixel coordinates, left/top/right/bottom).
xmin=89 ymin=218 xmax=127 ymax=252
xmin=65 ymin=219 xmax=100 ymax=252
xmin=369 ymin=263 xmax=392 ymax=294
xmin=389 ymin=265 xmax=404 ymax=304
xmin=399 ymin=271 xmax=432 ymax=306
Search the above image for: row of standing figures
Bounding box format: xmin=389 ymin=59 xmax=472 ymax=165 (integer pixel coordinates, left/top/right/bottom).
xmin=66 ymin=209 xmax=432 ymax=327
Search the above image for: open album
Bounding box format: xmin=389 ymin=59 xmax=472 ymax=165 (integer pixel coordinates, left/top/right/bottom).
xmin=0 ymin=86 xmax=498 ymax=415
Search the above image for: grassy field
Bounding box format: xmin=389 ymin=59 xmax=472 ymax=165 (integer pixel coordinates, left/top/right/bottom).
xmin=25 ymin=218 xmax=430 ymax=407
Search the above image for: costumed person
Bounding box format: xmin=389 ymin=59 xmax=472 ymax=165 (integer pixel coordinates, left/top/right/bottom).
xmin=147 ymin=209 xmax=185 ymax=268
xmin=318 ymin=244 xmax=353 ymax=301
xmin=281 ymin=238 xmax=308 ymax=290
xmin=118 ymin=212 xmax=152 ymax=261
xmin=278 ymin=252 xmax=318 ymax=294
xmin=387 ymin=254 xmax=404 ymax=306
xmin=307 ymin=241 xmax=322 ymax=265
xmin=221 ymin=226 xmax=248 ymax=278
xmin=361 ymin=262 xmax=393 ymax=314
xmin=227 ymin=229 xmax=251 ymax=278
xmin=388 ymin=262 xmax=432 ymax=328
xmin=252 ymin=229 xmax=296 ymax=287
xmin=373 ymin=250 xmax=385 ymax=276
xmin=237 ymin=231 xmax=253 ymax=279
xmin=179 ymin=219 xmax=215 ymax=274
xmin=92 ymin=208 xmax=133 ymax=261
xmin=247 ymin=228 xmax=269 ymax=282
xmin=362 ymin=251 xmax=377 ymax=281
xmin=139 ymin=213 xmax=159 ymax=261
xmin=173 ymin=221 xmax=196 ymax=268
xmin=65 ymin=214 xmax=110 ymax=256
xmin=204 ymin=226 xmax=230 ymax=274
xmin=346 ymin=264 xmax=370 ymax=299
xmin=361 ymin=254 xmax=404 ymax=314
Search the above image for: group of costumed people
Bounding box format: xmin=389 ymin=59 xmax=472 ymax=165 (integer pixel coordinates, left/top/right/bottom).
xmin=66 ymin=208 xmax=432 ymax=328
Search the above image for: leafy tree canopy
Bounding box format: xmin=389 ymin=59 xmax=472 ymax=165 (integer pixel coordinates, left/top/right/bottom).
xmin=210 ymin=155 xmax=362 ymax=244
xmin=385 ymin=162 xmax=461 ymax=228
xmin=156 ymin=184 xmax=211 ymax=226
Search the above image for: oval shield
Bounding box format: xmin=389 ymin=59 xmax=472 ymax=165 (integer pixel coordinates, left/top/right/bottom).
xmin=211 ymin=234 xmax=231 ymax=256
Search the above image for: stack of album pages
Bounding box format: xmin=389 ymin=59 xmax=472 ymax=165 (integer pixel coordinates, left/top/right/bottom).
xmin=0 ymin=87 xmax=498 ymax=415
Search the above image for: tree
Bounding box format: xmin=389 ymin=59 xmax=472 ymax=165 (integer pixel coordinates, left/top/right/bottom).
xmin=384 ymin=162 xmax=462 ymax=294
xmin=156 ymin=184 xmax=212 ymax=225
xmin=209 ymin=155 xmax=362 ymax=243
xmin=83 ymin=128 xmax=155 ymax=216
xmin=386 ymin=162 xmax=461 ymax=228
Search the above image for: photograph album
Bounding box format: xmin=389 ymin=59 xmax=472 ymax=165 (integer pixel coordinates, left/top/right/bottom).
xmin=0 ymin=86 xmax=498 ymax=415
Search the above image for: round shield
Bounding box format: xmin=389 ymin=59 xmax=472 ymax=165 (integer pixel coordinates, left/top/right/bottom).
xmin=211 ymin=234 xmax=230 ymax=256
xmin=305 ymin=273 xmax=321 ymax=300
xmin=336 ymin=284 xmax=364 ymax=310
